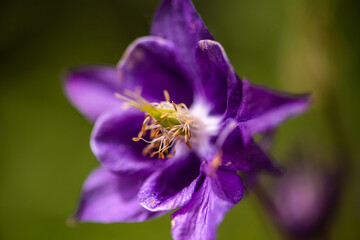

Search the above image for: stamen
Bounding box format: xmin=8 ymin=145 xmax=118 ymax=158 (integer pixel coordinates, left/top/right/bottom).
xmin=115 ymin=89 xmax=197 ymax=158
xmin=163 ymin=90 xmax=170 ymax=102
xmin=160 ymin=113 xmax=170 ymax=119
xmin=178 ymin=103 xmax=189 ymax=111
xmin=172 ymin=101 xmax=178 ymax=111
xmin=185 ymin=140 xmax=192 ymax=149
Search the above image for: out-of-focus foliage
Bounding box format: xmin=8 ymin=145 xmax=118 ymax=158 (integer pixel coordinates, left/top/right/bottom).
xmin=0 ymin=0 xmax=359 ymax=239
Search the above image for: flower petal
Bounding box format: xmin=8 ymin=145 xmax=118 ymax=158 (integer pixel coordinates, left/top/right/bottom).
xmin=64 ymin=66 xmax=122 ymax=122
xmin=221 ymin=127 xmax=280 ymax=174
xmin=151 ymin=0 xmax=213 ymax=76
xmin=195 ymin=40 xmax=241 ymax=115
xmin=237 ymin=79 xmax=310 ymax=144
xmin=138 ymin=148 xmax=201 ymax=211
xmin=171 ymin=169 xmax=243 ymax=240
xmin=117 ymin=36 xmax=193 ymax=106
xmin=74 ymin=167 xmax=165 ymax=223
xmin=91 ymin=108 xmax=165 ymax=174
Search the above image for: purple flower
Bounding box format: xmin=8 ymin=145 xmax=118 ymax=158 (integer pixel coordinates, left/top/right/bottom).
xmin=65 ymin=0 xmax=310 ymax=239
xmin=273 ymin=166 xmax=342 ymax=238
xmin=255 ymin=163 xmax=343 ymax=239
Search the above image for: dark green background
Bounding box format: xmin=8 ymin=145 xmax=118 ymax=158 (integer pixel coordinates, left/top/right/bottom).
xmin=1 ymin=0 xmax=359 ymax=239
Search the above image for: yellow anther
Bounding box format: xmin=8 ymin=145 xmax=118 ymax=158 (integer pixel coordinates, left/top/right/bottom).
xmin=160 ymin=113 xmax=170 ymax=119
xmin=116 ymin=89 xmax=196 ymax=159
xmin=163 ymin=90 xmax=170 ymax=102
xmin=172 ymin=101 xmax=178 ymax=111
xmin=186 ymin=141 xmax=192 ymax=149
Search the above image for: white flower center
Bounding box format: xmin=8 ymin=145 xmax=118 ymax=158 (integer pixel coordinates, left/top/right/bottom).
xmin=188 ymin=99 xmax=222 ymax=157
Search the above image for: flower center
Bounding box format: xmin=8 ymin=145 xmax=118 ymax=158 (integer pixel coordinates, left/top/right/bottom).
xmin=115 ymin=90 xmax=198 ymax=159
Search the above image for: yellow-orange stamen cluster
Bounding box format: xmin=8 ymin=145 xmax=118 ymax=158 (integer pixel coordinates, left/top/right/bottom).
xmin=115 ymin=90 xmax=195 ymax=159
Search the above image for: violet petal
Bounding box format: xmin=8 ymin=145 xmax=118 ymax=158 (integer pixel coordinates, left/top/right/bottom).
xmin=64 ymin=66 xmax=122 ymax=122
xmin=171 ymin=169 xmax=243 ymax=240
xmin=237 ymin=79 xmax=310 ymax=144
xmin=117 ymin=36 xmax=193 ymax=106
xmin=138 ymin=149 xmax=201 ymax=211
xmin=221 ymin=127 xmax=280 ymax=174
xmin=195 ymin=40 xmax=241 ymax=116
xmin=151 ymin=0 xmax=213 ymax=77
xmin=91 ymin=108 xmax=165 ymax=174
xmin=74 ymin=167 xmax=165 ymax=223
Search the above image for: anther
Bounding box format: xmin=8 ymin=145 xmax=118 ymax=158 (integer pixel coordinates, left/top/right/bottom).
xmin=116 ymin=89 xmax=196 ymax=159
xmin=160 ymin=113 xmax=170 ymax=119
xmin=163 ymin=90 xmax=170 ymax=102
xmin=172 ymin=101 xmax=178 ymax=111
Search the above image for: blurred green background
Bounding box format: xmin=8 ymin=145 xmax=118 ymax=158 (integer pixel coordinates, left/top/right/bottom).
xmin=1 ymin=0 xmax=359 ymax=239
